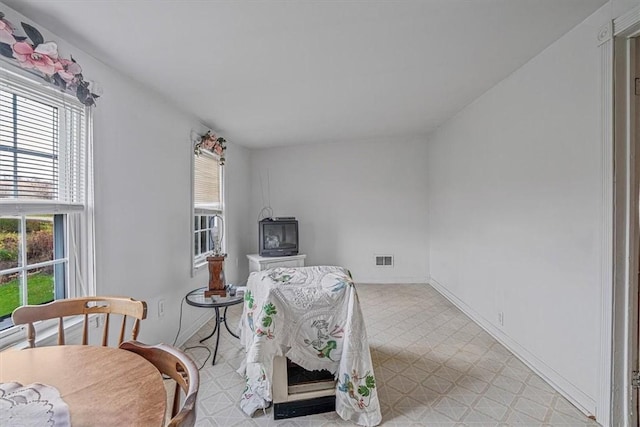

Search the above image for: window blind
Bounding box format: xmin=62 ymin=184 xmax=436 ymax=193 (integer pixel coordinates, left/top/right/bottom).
xmin=0 ymin=70 xmax=86 ymax=212
xmin=194 ymin=152 xmax=221 ymax=212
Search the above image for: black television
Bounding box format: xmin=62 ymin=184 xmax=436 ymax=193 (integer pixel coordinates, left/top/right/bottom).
xmin=259 ymin=218 xmax=299 ymax=257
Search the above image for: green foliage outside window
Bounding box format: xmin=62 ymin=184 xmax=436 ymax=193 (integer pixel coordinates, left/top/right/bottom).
xmin=0 ymin=218 xmax=56 ymax=319
xmin=0 ymin=273 xmax=54 ymax=318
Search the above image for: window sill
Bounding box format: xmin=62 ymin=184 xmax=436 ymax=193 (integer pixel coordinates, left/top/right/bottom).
xmin=193 ymin=250 xmax=221 ymax=275
xmin=192 ymin=257 xmax=209 ymax=277
xmin=0 ymin=316 xmax=88 ymax=351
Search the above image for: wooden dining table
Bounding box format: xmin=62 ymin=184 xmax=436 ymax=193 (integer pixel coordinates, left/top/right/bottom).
xmin=0 ymin=345 xmax=167 ymax=426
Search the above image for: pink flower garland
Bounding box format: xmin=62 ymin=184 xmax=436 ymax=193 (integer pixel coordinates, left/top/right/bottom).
xmin=194 ymin=131 xmax=227 ymax=165
xmin=0 ymin=12 xmax=98 ymax=106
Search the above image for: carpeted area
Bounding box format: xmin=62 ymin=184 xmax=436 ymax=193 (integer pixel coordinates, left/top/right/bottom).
xmin=182 ymin=283 xmax=599 ymax=426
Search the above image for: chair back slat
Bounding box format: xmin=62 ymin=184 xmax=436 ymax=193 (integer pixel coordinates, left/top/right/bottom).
xmin=119 ymin=341 xmax=199 ymax=427
xmin=132 ymin=319 xmax=141 ymax=341
xmin=26 ymin=323 xmax=35 ymax=348
xmin=118 ymin=315 xmax=126 ymax=345
xmin=58 ymin=318 xmax=65 ymax=346
xmin=102 ymin=313 xmax=111 ymax=346
xmin=12 ymin=297 xmax=147 ymax=348
xmin=82 ymin=313 xmax=89 ymax=345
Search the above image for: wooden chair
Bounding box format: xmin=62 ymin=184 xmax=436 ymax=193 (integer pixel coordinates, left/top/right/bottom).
xmin=120 ymin=340 xmax=200 ymax=427
xmin=11 ymin=296 xmax=147 ymax=348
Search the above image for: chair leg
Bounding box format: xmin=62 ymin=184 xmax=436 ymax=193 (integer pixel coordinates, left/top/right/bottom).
xmin=172 ymin=381 xmax=181 ymax=417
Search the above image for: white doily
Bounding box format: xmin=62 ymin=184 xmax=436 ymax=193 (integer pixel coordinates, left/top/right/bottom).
xmin=0 ymin=382 xmax=71 ymax=427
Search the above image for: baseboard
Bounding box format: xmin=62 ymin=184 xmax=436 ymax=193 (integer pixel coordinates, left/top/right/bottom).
xmin=355 ymin=277 xmax=430 ymax=284
xmin=175 ymin=310 xmax=215 ymax=348
xmin=428 ymin=277 xmax=597 ymax=418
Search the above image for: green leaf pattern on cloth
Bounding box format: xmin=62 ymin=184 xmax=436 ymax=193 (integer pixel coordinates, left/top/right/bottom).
xmin=303 ymin=319 xmax=344 ymax=361
xmin=244 ymin=291 xmax=278 ymax=339
xmin=338 ymin=371 xmax=377 ymax=409
xmin=238 ymin=266 xmax=381 ymax=426
xmin=265 ymin=271 xmax=292 ymax=284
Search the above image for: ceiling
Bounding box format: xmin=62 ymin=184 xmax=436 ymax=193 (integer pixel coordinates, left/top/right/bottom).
xmin=4 ymin=0 xmax=607 ymax=148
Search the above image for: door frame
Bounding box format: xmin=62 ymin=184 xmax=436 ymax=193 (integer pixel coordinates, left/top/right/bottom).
xmin=608 ymin=6 xmax=640 ymax=427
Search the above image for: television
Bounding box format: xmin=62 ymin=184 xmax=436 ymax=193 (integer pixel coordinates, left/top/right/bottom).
xmin=259 ymin=218 xmax=299 ymax=257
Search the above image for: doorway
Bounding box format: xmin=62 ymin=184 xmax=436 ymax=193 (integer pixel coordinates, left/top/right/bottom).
xmin=612 ymin=22 xmax=640 ymax=427
xmin=633 ymin=35 xmax=640 ymax=426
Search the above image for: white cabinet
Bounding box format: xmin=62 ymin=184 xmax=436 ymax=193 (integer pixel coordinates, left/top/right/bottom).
xmin=247 ymin=254 xmax=306 ymax=273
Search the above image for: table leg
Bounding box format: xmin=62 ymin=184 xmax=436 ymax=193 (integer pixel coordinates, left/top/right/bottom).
xmin=212 ymin=306 xmax=221 ymax=365
xmin=196 ymin=305 xmax=239 ymax=366
xmin=221 ymin=306 xmax=240 ymax=339
xmin=199 ymin=310 xmax=219 ymax=343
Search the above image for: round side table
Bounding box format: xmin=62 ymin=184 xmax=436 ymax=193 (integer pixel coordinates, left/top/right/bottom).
xmin=185 ymin=287 xmax=244 ymax=365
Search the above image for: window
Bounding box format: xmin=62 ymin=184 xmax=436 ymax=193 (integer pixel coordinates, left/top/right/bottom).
xmin=0 ymin=70 xmax=93 ymax=332
xmin=193 ymin=150 xmax=223 ymax=268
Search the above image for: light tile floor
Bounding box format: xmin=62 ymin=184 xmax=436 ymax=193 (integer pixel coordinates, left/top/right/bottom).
xmin=182 ymin=283 xmax=600 ymax=426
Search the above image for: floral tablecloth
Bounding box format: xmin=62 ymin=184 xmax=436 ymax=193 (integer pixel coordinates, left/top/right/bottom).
xmin=237 ymin=265 xmax=381 ymax=426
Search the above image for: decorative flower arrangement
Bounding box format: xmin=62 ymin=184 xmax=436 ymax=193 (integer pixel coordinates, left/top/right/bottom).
xmin=0 ymin=12 xmax=99 ymax=106
xmin=194 ymin=131 xmax=226 ymax=165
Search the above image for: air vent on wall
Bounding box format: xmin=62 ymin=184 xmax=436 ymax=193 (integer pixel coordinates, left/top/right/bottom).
xmin=375 ymin=255 xmax=393 ymax=267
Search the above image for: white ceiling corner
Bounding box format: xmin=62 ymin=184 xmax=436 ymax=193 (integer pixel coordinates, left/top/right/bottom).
xmin=2 ymin=0 xmax=607 ymax=148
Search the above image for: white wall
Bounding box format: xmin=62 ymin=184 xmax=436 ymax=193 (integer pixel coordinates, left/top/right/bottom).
xmin=224 ymin=142 xmax=253 ymax=283
xmin=250 ymin=137 xmax=429 ymax=283
xmin=0 ymin=3 xmax=252 ymax=345
xmin=426 ymin=4 xmax=609 ymax=415
xmin=612 ymin=0 xmax=639 ymax=17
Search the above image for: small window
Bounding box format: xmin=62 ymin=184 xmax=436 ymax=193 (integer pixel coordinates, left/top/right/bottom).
xmin=193 ymin=150 xmax=223 ymax=268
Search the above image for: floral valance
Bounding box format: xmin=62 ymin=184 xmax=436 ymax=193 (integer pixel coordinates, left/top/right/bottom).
xmin=0 ymin=11 xmax=99 ymax=106
xmin=194 ymin=131 xmax=226 ymax=165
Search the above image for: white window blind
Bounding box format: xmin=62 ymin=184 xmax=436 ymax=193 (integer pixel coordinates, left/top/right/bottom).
xmin=194 ymin=152 xmax=221 ymax=213
xmin=0 ymin=69 xmax=95 ymax=340
xmin=0 ymin=71 xmax=86 ymax=212
xmin=192 ymin=148 xmax=224 ymax=269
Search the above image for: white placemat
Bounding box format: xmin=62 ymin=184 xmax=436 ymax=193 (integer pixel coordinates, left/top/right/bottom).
xmin=0 ymin=381 xmax=71 ymax=426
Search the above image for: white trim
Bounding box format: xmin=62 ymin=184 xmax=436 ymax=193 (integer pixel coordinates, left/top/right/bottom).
xmin=0 ymin=66 xmax=84 ymax=111
xmin=174 ymin=310 xmax=215 ymax=348
xmin=355 ymin=277 xmax=429 ymax=285
xmin=614 ymin=6 xmax=640 ymax=36
xmin=0 ymin=316 xmax=83 ymax=350
xmin=190 ymin=137 xmax=196 ymax=277
xmin=84 ymin=107 xmax=96 ymax=298
xmin=428 ymin=277 xmax=597 ymax=416
xmin=194 ymin=206 xmax=223 ymax=214
xmin=0 ymin=321 xmax=26 ymax=347
xmin=596 ymin=18 xmax=614 ymax=427
xmin=598 ymin=20 xmax=613 ymax=46
xmin=0 ymin=201 xmax=84 ymax=215
xmin=191 ymin=135 xmax=226 ymax=276
xmin=0 ymin=258 xmax=68 ymax=276
xmin=609 ymin=7 xmax=640 ymax=426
